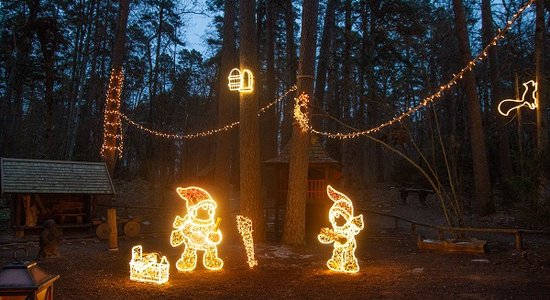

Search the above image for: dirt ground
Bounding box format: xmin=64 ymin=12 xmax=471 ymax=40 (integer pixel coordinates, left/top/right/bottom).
xmin=1 ymin=214 xmax=549 ymax=300
xmin=1 ymin=185 xmax=549 ymax=299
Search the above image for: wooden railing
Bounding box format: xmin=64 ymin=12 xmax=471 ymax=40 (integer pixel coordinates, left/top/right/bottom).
xmin=307 ymin=180 xmax=325 ymax=202
xmin=360 ymin=209 xmax=550 ymax=251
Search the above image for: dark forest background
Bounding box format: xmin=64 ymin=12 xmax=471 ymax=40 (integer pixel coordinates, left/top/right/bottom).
xmin=1 ymin=0 xmax=549 ymax=218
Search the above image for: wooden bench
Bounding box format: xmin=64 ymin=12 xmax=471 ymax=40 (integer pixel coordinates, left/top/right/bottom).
xmin=53 ymin=201 xmax=85 ymax=225
xmin=57 ymin=213 xmax=86 ymax=224
xmin=399 ymin=188 xmax=435 ymax=205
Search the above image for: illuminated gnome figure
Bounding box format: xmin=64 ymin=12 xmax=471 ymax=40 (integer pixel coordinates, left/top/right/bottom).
xmin=170 ymin=187 xmax=223 ymax=271
xmin=318 ymin=185 xmax=364 ymax=273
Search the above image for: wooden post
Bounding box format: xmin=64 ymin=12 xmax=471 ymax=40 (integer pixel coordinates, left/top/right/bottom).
xmin=515 ymin=231 xmax=523 ymax=251
xmin=107 ymin=208 xmax=118 ymax=251
xmin=15 ymin=196 xmax=23 ymax=238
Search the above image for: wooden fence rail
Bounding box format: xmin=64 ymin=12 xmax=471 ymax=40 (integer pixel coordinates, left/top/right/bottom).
xmin=360 ymin=209 xmax=550 ymax=251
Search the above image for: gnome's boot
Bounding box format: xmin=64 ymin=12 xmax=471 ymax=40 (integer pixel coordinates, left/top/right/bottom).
xmin=176 ymin=247 xmax=197 ymax=271
xmin=204 ymin=246 xmax=223 ymax=270
xmin=327 ymin=247 xmax=344 ymax=271
xmin=343 ymin=251 xmax=359 ymax=273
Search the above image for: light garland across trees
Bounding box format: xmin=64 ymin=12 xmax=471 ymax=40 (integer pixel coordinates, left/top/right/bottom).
xmin=119 ymin=85 xmax=297 ymax=140
xmin=298 ymin=0 xmax=535 ymax=139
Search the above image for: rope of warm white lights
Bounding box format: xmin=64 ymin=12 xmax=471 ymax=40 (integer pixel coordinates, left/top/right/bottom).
xmin=120 ymin=85 xmax=297 ymax=140
xmin=300 ymin=0 xmax=535 ymax=139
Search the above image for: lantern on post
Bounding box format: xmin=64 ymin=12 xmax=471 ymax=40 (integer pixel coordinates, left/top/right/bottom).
xmin=0 ymin=248 xmax=60 ymax=300
xmin=227 ymin=68 xmax=254 ymax=93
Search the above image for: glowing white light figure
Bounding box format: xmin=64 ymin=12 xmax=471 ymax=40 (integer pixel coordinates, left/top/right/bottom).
xmin=129 ymin=245 xmax=169 ymax=284
xmin=318 ymin=185 xmax=364 ymax=273
xmin=170 ymin=186 xmax=224 ymax=271
xmin=228 ymin=68 xmax=254 ymax=93
xmin=498 ymin=80 xmax=537 ymax=116
xmin=236 ymin=215 xmax=258 ymax=269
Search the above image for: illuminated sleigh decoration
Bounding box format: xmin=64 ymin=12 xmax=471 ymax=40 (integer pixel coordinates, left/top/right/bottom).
xmin=129 ymin=245 xmax=170 ymax=284
xmin=228 ymin=68 xmax=254 ymax=93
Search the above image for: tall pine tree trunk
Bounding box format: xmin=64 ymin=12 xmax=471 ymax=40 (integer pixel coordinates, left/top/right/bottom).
xmin=365 ymin=2 xmax=382 ymax=183
xmin=214 ymin=0 xmax=237 ymax=230
xmin=535 ymin=0 xmax=548 ymax=208
xmin=341 ymin=0 xmax=362 ymax=188
xmin=283 ymin=0 xmax=319 ymax=246
xmin=481 ymin=0 xmax=513 ymax=182
xmin=263 ymin=0 xmax=277 ymax=160
xmin=36 ymin=17 xmax=59 ymax=159
xmin=2 ymin=0 xmax=38 ymax=156
xmin=452 ymin=0 xmax=493 ymax=215
xmin=314 ymin=0 xmax=336 ymax=117
xmin=239 ymin=0 xmax=265 ymax=242
xmin=282 ymin=0 xmax=297 ymax=145
xmin=102 ymin=0 xmax=130 ymax=174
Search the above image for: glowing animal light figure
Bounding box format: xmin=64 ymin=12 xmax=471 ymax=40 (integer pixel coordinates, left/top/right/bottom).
xmin=170 ymin=186 xmax=224 ymax=271
xmin=497 ymin=80 xmax=537 ymax=116
xmin=228 ymin=68 xmax=254 ymax=93
xmin=236 ymin=215 xmax=258 ymax=269
xmin=318 ymin=185 xmax=364 ymax=273
xmin=129 ymin=245 xmax=170 ymax=284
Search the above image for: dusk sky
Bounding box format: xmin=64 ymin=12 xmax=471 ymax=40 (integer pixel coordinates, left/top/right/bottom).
xmin=184 ymin=1 xmax=211 ymax=55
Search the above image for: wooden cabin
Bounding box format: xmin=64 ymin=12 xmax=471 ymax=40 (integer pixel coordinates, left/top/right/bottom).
xmin=264 ymin=136 xmax=341 ymax=240
xmin=0 ymin=158 xmax=115 ymax=236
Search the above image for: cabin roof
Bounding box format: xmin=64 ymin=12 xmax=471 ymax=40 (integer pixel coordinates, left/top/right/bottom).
xmin=1 ymin=158 xmax=115 ymax=195
xmin=264 ymin=136 xmax=340 ymax=165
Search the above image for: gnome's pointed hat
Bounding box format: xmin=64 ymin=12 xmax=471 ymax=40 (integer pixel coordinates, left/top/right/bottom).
xmin=327 ymin=185 xmax=354 ymax=217
xmin=177 ymin=186 xmax=217 ymax=210
xmin=327 ymin=185 xmax=364 ymax=230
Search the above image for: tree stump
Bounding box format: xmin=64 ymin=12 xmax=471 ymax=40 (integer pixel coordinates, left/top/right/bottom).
xmin=38 ymin=219 xmax=62 ymax=258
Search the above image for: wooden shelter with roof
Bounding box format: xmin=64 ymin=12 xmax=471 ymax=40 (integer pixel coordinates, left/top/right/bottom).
xmin=0 ymin=158 xmax=115 ymax=236
xmin=264 ymin=136 xmax=341 ymax=239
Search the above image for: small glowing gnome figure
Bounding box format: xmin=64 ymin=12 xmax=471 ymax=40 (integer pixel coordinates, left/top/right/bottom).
xmin=170 ymin=187 xmax=223 ymax=271
xmin=318 ymin=185 xmax=364 ymax=273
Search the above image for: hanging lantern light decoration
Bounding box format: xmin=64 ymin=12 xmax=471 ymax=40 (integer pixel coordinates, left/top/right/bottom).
xmin=228 ymin=68 xmax=254 ymax=93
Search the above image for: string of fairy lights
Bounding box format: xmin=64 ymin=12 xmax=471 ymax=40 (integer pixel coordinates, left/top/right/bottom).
xmin=117 ymin=85 xmax=297 ymax=140
xmin=102 ymin=0 xmax=534 ymax=152
xmin=100 ymin=68 xmax=125 ymax=157
xmin=296 ymin=0 xmax=535 ymax=139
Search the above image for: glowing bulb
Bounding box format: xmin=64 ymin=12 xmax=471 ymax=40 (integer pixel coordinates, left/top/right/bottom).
xmin=318 ymin=185 xmax=364 ymax=273
xmin=498 ymin=80 xmax=537 ymax=116
xmin=236 ymin=215 xmax=258 ymax=269
xmin=129 ymin=245 xmax=169 ymax=284
xmin=170 ymin=186 xmax=224 ymax=271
